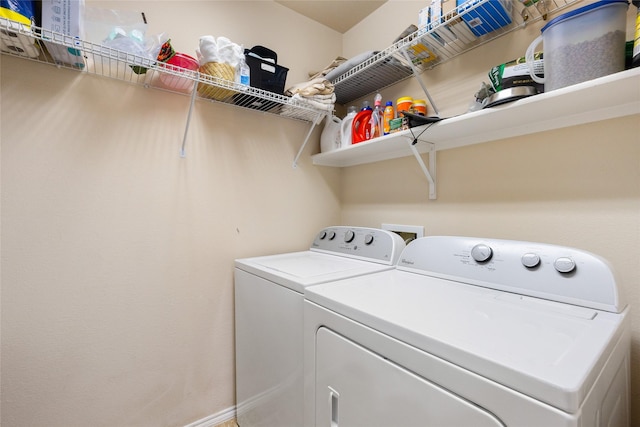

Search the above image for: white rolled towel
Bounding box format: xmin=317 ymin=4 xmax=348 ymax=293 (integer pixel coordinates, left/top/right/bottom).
xmin=197 ymin=35 xmax=244 ymax=67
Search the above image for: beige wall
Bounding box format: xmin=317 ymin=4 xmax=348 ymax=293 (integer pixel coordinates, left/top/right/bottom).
xmin=1 ymin=1 xmax=639 ymax=426
xmin=1 ymin=1 xmax=342 ymax=426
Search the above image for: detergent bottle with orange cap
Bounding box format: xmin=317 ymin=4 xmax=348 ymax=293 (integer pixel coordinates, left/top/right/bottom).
xmin=352 ymin=99 xmax=373 ymax=144
xmin=352 ymin=108 xmax=373 ymax=144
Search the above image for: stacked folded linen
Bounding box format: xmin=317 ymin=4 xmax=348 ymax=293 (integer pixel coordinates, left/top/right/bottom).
xmin=284 ymin=77 xmax=335 ymax=112
xmin=289 ymin=92 xmax=336 ymax=111
xmin=285 ymin=77 xmax=334 ymax=97
xmin=280 ymin=91 xmax=336 ymax=120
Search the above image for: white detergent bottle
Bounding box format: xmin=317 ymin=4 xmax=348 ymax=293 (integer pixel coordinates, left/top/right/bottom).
xmin=340 ymin=106 xmax=358 ymax=147
xmin=321 ymin=115 xmax=342 ymax=152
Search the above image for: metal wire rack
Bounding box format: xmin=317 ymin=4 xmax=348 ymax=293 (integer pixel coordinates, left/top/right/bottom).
xmin=0 ymin=17 xmax=324 ymax=124
xmin=331 ymin=0 xmax=583 ymax=105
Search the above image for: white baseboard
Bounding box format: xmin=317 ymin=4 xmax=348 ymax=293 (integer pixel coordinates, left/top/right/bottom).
xmin=184 ymin=406 xmax=236 ymax=427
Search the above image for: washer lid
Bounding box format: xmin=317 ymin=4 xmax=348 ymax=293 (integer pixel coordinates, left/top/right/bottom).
xmin=305 ymin=269 xmax=629 ymax=413
xmin=235 ymin=251 xmax=394 ymax=293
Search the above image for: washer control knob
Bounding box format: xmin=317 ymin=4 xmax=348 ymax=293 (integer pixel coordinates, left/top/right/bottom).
xmin=344 ymin=230 xmax=355 ymax=243
xmin=471 ymin=244 xmax=493 ymax=263
xmin=554 ymin=257 xmax=576 ymax=274
xmin=328 ymin=231 xmax=336 ymax=240
xmin=521 ymin=253 xmax=541 ymax=268
xmin=364 ymin=234 xmax=374 ymax=245
xmin=319 ymin=231 xmax=327 ymax=240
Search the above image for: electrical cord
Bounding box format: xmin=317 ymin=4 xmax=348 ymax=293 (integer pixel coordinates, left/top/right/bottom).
xmin=409 ymin=121 xmax=438 ymax=145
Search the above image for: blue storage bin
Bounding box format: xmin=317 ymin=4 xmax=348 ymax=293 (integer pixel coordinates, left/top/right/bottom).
xmin=456 ymin=0 xmax=513 ymax=37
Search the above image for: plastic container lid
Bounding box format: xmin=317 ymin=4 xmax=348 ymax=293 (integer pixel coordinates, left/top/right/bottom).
xmin=386 ymin=101 xmax=393 ymax=106
xmin=166 ymin=52 xmax=199 ymax=69
xmin=541 ymin=0 xmax=629 ymax=32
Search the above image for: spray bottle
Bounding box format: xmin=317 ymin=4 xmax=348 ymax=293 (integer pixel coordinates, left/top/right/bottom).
xmin=236 ymin=53 xmax=250 ymax=89
xmin=370 ymin=93 xmax=383 ymax=139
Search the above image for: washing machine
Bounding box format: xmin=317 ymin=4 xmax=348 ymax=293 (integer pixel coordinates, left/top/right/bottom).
xmin=234 ymin=226 xmax=405 ymax=427
xmin=303 ymin=236 xmax=630 ymax=427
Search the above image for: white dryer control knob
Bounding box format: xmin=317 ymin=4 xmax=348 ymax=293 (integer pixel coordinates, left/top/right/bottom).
xmin=364 ymin=234 xmax=374 ymax=245
xmin=319 ymin=231 xmax=327 ymax=240
xmin=471 ymin=244 xmax=493 ymax=263
xmin=521 ymin=253 xmax=541 ymax=268
xmin=328 ymin=231 xmax=336 ymax=240
xmin=344 ymin=230 xmax=355 ymax=243
xmin=554 ymin=257 xmax=576 ymax=273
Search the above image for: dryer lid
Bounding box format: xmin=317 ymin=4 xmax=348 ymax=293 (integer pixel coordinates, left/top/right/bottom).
xmin=235 ymin=251 xmax=393 ymax=293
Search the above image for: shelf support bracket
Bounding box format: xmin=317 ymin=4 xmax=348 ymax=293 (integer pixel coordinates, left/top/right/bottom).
xmin=400 ymin=48 xmax=440 ymax=117
xmin=293 ymin=111 xmax=326 ymax=169
xmin=409 ymin=141 xmax=436 ymax=200
xmin=180 ymin=79 xmax=199 ymax=158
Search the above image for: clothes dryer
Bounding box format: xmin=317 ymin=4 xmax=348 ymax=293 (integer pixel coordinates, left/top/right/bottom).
xmin=304 ymin=236 xmax=630 ymax=427
xmin=234 ymin=226 xmax=405 ymax=427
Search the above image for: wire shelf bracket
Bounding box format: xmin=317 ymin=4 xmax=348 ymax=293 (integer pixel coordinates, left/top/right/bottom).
xmin=180 ymin=80 xmax=199 ymax=157
xmin=293 ymin=111 xmax=327 ymax=169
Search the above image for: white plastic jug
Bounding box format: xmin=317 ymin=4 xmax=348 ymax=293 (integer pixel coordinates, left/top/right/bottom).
xmin=321 ymin=115 xmax=342 ymax=153
xmin=340 ymin=106 xmax=358 ymax=147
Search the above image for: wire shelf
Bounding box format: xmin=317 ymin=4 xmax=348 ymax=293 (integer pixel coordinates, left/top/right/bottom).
xmin=331 ymin=0 xmax=583 ymax=104
xmin=0 ymin=18 xmax=324 ymax=123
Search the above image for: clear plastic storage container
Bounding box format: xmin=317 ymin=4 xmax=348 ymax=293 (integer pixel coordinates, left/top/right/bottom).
xmin=526 ymin=0 xmax=629 ymax=91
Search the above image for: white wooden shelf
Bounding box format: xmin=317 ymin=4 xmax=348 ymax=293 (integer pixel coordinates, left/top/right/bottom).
xmin=313 ymin=67 xmax=640 ymax=167
xmin=313 ymin=67 xmax=640 ymax=199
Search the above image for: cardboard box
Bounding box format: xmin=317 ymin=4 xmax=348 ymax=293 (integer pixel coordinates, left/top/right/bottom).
xmin=418 ymin=6 xmax=429 ymax=29
xmin=0 ymin=0 xmax=40 ymax=58
xmin=442 ymin=0 xmax=458 ymax=17
xmin=407 ymin=38 xmax=438 ymax=65
xmin=0 ymin=20 xmax=40 ymax=58
xmin=428 ymin=0 xmax=460 ymax=24
xmin=430 ymin=0 xmax=444 ymax=24
xmin=456 ymin=0 xmax=512 ymax=37
xmin=41 ymin=0 xmax=85 ymax=68
xmin=488 ymin=53 xmax=544 ymax=93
